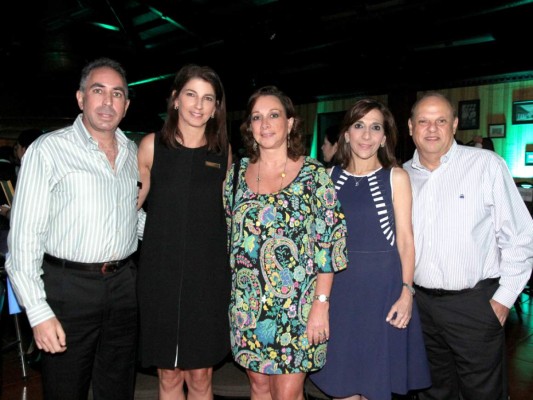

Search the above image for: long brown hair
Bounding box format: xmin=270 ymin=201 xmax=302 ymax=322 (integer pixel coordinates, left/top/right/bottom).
xmin=335 ymin=98 xmax=398 ymax=169
xmin=240 ymin=86 xmax=305 ymax=163
xmin=160 ymin=64 xmax=228 ymax=153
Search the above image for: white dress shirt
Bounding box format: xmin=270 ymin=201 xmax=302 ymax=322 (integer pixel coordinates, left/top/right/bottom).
xmin=5 ymin=114 xmax=140 ymax=326
xmin=404 ymin=141 xmax=533 ymax=309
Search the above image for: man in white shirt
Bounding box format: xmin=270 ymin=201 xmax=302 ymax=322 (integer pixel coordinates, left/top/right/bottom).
xmin=404 ymin=92 xmax=533 ymax=400
xmin=6 ymin=58 xmax=140 ymax=400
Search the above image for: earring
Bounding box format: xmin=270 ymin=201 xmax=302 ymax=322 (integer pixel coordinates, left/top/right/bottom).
xmin=174 ymin=105 xmax=179 ymax=110
xmin=380 ymin=142 xmax=385 ymax=148
xmin=253 ymin=141 xmax=258 ymax=151
xmin=287 ymin=133 xmax=291 ymax=149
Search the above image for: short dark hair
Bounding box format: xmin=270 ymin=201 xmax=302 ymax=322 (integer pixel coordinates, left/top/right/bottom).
xmin=0 ymin=146 xmax=13 ymax=161
xmin=79 ymin=57 xmax=128 ymax=98
xmin=325 ymin=124 xmax=340 ymax=145
xmin=17 ymin=129 xmax=44 ymax=149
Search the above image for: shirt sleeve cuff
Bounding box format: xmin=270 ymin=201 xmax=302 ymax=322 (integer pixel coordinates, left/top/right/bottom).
xmin=492 ymin=285 xmax=518 ymax=309
xmin=137 ymin=208 xmax=146 ymax=240
xmin=25 ymin=303 xmax=56 ymax=328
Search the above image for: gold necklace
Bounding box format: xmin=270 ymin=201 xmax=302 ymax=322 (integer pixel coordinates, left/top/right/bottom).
xmin=256 ymin=157 xmax=288 ymax=193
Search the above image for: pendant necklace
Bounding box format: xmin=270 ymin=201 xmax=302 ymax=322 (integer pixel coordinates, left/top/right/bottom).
xmin=354 ymin=175 xmax=365 ymax=187
xmin=256 ymin=157 xmax=288 ymax=193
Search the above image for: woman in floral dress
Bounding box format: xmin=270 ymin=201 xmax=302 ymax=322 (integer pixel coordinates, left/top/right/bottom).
xmin=224 ymin=86 xmax=348 ymax=399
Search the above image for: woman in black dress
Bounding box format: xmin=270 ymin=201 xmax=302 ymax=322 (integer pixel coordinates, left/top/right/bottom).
xmin=137 ymin=64 xmax=231 ymax=399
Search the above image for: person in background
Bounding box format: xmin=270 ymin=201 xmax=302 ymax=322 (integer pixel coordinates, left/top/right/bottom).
xmin=471 ymin=134 xmax=495 ymax=151
xmin=137 ymin=64 xmax=231 ymax=400
xmin=310 ymin=99 xmax=431 ymax=400
xmin=404 ymin=92 xmax=533 ymax=400
xmin=0 ymin=145 xmax=17 ymax=183
xmin=482 ymin=136 xmax=495 ymax=151
xmin=5 ymin=57 xmax=140 ymax=400
xmin=13 ymin=129 xmax=45 ymax=172
xmin=224 ymin=85 xmax=348 ymax=399
xmin=321 ymin=124 xmax=340 ymax=167
xmin=0 ymin=128 xmax=46 ymax=362
xmin=0 ymin=145 xmax=17 ymax=228
xmin=0 ymin=129 xmax=45 ymax=220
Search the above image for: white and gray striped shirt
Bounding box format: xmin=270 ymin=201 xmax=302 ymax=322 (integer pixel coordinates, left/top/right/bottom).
xmin=5 ymin=114 xmax=140 ymax=326
xmin=404 ymin=141 xmax=533 ymax=309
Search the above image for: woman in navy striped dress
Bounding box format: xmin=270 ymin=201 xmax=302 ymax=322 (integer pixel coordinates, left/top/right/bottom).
xmin=310 ymin=99 xmax=431 ymax=400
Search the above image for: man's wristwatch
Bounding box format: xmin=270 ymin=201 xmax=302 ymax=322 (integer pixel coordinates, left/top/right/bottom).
xmin=314 ymin=294 xmax=329 ymax=303
xmin=403 ymin=282 xmax=416 ymax=296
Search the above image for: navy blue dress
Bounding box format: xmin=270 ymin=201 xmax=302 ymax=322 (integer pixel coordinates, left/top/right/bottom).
xmin=310 ymin=166 xmax=431 ymax=399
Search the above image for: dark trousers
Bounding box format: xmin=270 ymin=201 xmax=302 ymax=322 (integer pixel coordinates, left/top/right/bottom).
xmin=415 ymin=279 xmax=508 ymax=400
xmin=40 ymin=259 xmax=138 ymax=400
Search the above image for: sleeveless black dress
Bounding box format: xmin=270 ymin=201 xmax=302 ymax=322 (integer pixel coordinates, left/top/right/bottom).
xmin=138 ymin=133 xmax=231 ymax=369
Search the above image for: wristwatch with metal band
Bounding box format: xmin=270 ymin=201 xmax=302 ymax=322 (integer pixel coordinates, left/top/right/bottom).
xmin=314 ymin=294 xmax=330 ymax=303
xmin=403 ymin=282 xmax=416 ymax=296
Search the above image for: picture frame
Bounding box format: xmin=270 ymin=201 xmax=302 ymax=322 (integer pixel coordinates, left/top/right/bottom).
xmin=458 ymin=99 xmax=480 ymax=130
xmin=512 ymin=100 xmax=533 ymax=124
xmin=488 ymin=123 xmax=506 ymax=138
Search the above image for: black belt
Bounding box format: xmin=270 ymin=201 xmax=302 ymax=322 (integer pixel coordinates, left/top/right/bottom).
xmin=43 ymin=253 xmax=131 ymax=274
xmin=414 ymin=278 xmax=499 ymax=296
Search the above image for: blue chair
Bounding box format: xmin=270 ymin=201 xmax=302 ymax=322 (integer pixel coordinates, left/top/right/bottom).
xmin=0 ymin=256 xmax=29 ymax=379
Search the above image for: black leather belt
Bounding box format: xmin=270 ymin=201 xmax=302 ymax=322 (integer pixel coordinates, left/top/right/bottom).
xmin=43 ymin=253 xmax=131 ymax=274
xmin=414 ymin=278 xmax=499 ymax=296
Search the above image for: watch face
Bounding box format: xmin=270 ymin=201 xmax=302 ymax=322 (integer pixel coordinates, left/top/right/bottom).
xmin=316 ymin=294 xmax=329 ymax=302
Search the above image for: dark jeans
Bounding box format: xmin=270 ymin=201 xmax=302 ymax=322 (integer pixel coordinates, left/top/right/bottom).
xmin=41 ymin=259 xmax=138 ymax=400
xmin=416 ymin=279 xmax=507 ymax=400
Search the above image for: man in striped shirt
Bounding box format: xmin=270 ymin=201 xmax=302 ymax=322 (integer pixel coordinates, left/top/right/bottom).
xmin=404 ymin=92 xmax=533 ymax=400
xmin=5 ymin=58 xmax=140 ymax=400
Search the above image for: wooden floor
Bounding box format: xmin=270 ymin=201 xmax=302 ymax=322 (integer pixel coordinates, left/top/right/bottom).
xmin=1 ymin=290 xmax=532 ymax=400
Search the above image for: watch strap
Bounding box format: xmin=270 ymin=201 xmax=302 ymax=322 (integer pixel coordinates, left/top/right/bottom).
xmin=403 ymin=282 xmax=416 ymax=296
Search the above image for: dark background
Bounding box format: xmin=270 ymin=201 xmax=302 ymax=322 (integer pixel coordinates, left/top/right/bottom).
xmin=1 ymin=0 xmax=533 ymax=135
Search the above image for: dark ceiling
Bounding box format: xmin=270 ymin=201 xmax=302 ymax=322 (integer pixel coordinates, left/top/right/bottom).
xmin=2 ymin=0 xmax=533 ymax=134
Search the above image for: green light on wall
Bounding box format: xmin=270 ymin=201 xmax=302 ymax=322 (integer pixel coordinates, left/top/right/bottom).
xmin=309 ymin=101 xmax=329 ymax=158
xmin=129 ymin=73 xmax=174 ymax=87
xmin=91 ymin=22 xmax=120 ymax=31
xmin=502 ymin=125 xmax=533 ymax=178
xmin=310 ymin=123 xmax=317 ymax=158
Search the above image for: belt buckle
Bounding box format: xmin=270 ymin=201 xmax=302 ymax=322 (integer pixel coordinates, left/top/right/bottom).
xmin=101 ymin=261 xmax=119 ymax=274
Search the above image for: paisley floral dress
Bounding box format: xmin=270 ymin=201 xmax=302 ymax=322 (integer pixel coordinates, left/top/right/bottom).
xmin=224 ymin=157 xmax=348 ymax=374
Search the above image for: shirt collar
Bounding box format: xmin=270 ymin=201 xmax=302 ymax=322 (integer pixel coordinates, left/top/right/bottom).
xmin=73 ymin=114 xmax=128 ymax=148
xmin=410 ymin=140 xmax=458 ymax=171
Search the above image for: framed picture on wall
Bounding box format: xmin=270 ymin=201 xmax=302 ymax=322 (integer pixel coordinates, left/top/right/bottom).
xmin=488 ymin=123 xmax=506 ymax=138
xmin=512 ymin=100 xmax=533 ymax=124
xmin=458 ymin=99 xmax=480 ymax=130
